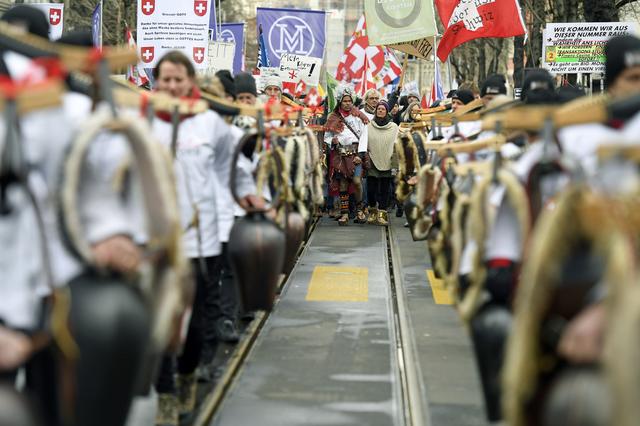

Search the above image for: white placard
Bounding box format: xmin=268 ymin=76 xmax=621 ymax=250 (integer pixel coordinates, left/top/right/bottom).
xmin=278 ymin=53 xmax=322 ymax=86
xmin=543 ymin=22 xmax=638 ymax=74
xmin=203 ymin=40 xmax=235 ymax=76
xmin=255 ymin=67 xmax=280 ymax=93
xmin=30 ymin=3 xmax=64 ymax=40
xmin=137 ymin=0 xmax=211 ymax=70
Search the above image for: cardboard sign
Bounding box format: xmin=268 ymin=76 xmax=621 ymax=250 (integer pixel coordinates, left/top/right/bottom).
xmin=543 ymin=22 xmax=638 ymax=74
xmin=278 ymin=53 xmax=322 ymax=86
xmin=203 ymin=40 xmax=235 ymax=76
xmin=137 ymin=0 xmax=212 ymax=69
xmin=389 ymin=38 xmax=433 ymax=60
xmin=31 ymin=3 xmax=64 ymax=40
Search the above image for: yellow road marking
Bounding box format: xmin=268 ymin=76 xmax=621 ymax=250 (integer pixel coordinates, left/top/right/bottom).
xmin=426 ymin=269 xmax=453 ymax=305
xmin=306 ymin=266 xmax=368 ymax=302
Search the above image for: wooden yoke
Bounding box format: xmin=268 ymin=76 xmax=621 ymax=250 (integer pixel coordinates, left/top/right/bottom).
xmin=0 ymin=78 xmax=64 ymax=114
xmin=0 ymin=21 xmax=138 ymax=73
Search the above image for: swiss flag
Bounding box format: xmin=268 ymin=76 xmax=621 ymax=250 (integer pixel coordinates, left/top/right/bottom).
xmin=304 ymin=88 xmax=321 ymax=108
xmin=141 ymin=0 xmax=155 ymax=16
xmin=435 ymin=0 xmax=526 ymax=62
xmin=140 ymin=46 xmax=155 ymax=63
xmin=194 ymin=0 xmax=208 ymax=17
xmin=193 ymin=47 xmax=206 ymax=64
xmin=49 ymin=8 xmax=62 ymax=26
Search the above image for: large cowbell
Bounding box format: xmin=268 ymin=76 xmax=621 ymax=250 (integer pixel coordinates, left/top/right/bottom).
xmin=228 ymin=131 xmax=286 ymax=312
xmin=66 ymin=271 xmax=150 ymax=426
xmin=228 ymin=211 xmax=286 ymax=312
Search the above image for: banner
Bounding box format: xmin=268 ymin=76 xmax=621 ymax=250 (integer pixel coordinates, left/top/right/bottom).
xmin=279 ymin=53 xmax=322 ymax=86
xmin=91 ymin=2 xmax=101 ymax=48
xmin=435 ymin=0 xmax=527 ymax=62
xmin=204 ymin=40 xmax=235 ymax=76
xmin=213 ymin=23 xmax=245 ymax=75
xmin=208 ymin=0 xmax=218 ymax=38
xmin=31 ymin=3 xmax=64 ymax=40
xmin=543 ymin=22 xmax=638 ymax=74
xmin=137 ymin=0 xmax=212 ymax=69
xmin=364 ymin=0 xmax=437 ymax=47
xmin=256 ymin=7 xmax=326 ymax=68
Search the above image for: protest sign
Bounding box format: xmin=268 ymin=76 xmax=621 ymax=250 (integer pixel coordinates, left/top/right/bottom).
xmin=203 ymin=40 xmax=235 ymax=76
xmin=543 ymin=22 xmax=638 ymax=74
xmin=31 ymin=3 xmax=64 ymax=40
xmin=137 ymin=0 xmax=211 ymax=69
xmin=364 ymin=0 xmax=437 ymax=48
xmin=279 ymin=53 xmax=322 ymax=86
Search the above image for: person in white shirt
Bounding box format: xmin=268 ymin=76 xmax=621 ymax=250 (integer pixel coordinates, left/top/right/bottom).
xmin=149 ymin=51 xmax=259 ymax=425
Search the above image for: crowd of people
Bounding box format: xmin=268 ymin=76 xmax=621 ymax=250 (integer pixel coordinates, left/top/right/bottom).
xmin=1 ymin=4 xmax=640 ymax=426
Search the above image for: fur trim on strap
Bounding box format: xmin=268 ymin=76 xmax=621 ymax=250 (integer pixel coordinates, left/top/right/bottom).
xmin=501 ymin=187 xmax=632 ymax=426
xmin=458 ymin=169 xmax=530 ymax=322
xmin=59 ymin=105 xmax=187 ymax=351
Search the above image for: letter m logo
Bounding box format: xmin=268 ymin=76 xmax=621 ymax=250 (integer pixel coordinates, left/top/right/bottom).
xmin=276 ymin=24 xmax=306 ymax=55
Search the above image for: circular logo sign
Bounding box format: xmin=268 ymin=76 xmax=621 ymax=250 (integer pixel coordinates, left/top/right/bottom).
xmin=375 ymin=0 xmax=422 ymax=28
xmin=268 ymin=15 xmax=315 ymax=57
xmin=220 ymin=29 xmax=236 ymax=45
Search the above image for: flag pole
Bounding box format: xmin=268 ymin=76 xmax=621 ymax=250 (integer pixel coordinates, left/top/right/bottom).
xmin=99 ymin=0 xmax=103 ymax=49
xmin=398 ymin=53 xmax=409 ymax=91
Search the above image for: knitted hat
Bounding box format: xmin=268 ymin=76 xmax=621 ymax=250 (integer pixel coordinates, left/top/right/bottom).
xmin=234 ymin=72 xmax=257 ymax=96
xmin=452 ymin=89 xmax=475 ymax=105
xmin=522 ymin=69 xmax=557 ymax=105
xmin=605 ymin=35 xmax=640 ymax=87
xmin=1 ymin=5 xmax=49 ymax=39
xmin=57 ymin=30 xmax=94 ymax=47
xmin=215 ymin=70 xmax=236 ymax=99
xmin=263 ymin=75 xmax=281 ymax=91
xmin=481 ymin=74 xmax=507 ymax=97
xmin=377 ymin=100 xmax=390 ymax=111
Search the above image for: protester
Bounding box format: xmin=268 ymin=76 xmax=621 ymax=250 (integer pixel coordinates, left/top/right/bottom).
xmin=362 ymin=88 xmax=381 ymax=120
xmin=324 ymin=86 xmax=369 ymax=226
xmin=366 ymin=101 xmax=398 ymax=226
xmin=235 ymin=72 xmax=258 ymax=106
xmin=480 ymin=73 xmax=508 ymax=106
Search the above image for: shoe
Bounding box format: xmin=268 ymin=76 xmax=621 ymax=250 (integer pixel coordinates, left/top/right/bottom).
xmin=155 ymin=393 xmax=179 ymax=426
xmin=338 ymin=214 xmax=349 ymax=226
xmin=196 ymin=361 xmax=220 ymax=383
xmin=367 ymin=208 xmax=378 ymax=224
xmin=354 ymin=209 xmax=367 ymax=224
xmin=241 ymin=311 xmax=255 ymax=322
xmin=176 ymin=373 xmax=197 ymax=416
xmin=396 ymin=206 xmax=404 ymax=218
xmin=404 ymin=221 xmax=409 ymax=228
xmin=215 ymin=318 xmax=240 ymax=343
xmin=329 ymin=209 xmax=339 ymax=219
xmin=377 ymin=210 xmax=389 ymax=226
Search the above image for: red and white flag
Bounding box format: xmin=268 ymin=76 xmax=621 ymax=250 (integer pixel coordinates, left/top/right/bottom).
xmin=336 ymin=15 xmax=402 ymax=96
xmin=125 ymin=26 xmax=150 ymax=87
xmin=435 ymin=0 xmax=526 ymax=62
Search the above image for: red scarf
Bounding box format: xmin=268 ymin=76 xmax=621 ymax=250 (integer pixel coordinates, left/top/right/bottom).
xmin=154 ymin=86 xmax=202 ymax=123
xmin=339 ymin=107 xmax=351 ymax=118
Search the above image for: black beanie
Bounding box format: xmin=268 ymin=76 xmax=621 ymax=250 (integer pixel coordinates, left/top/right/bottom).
xmin=522 ymin=69 xmax=557 ymax=105
xmin=234 ymin=72 xmax=257 ymax=96
xmin=1 ymin=5 xmax=50 ymax=39
xmin=605 ymin=35 xmax=640 ymax=87
xmin=452 ymin=88 xmax=475 ymax=105
xmin=57 ymin=30 xmax=94 ymax=47
xmin=215 ymin=70 xmax=236 ymax=99
xmin=481 ymin=74 xmax=507 ymax=97
xmin=556 ymin=85 xmax=586 ymax=104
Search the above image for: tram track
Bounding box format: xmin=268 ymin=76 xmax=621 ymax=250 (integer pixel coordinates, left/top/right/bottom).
xmin=193 ymin=219 xmax=430 ymax=426
xmin=193 ymin=217 xmax=321 ymax=426
xmin=385 ymin=225 xmax=431 ymax=426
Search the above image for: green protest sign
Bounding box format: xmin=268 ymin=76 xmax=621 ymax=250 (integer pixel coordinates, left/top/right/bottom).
xmin=364 ymin=0 xmax=437 ymax=47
